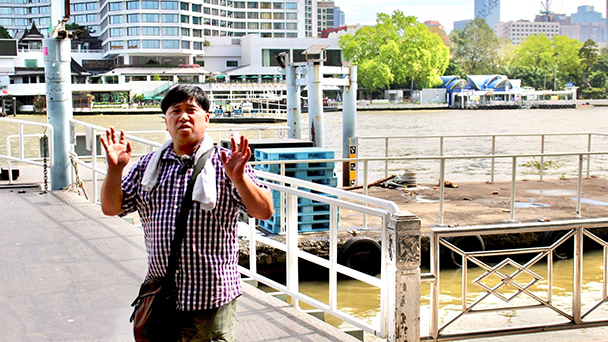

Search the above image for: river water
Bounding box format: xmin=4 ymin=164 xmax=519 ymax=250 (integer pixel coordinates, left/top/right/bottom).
xmin=3 ymin=108 xmax=608 ymax=340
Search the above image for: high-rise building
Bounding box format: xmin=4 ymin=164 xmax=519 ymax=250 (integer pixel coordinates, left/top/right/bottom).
xmin=571 ymin=5 xmax=606 ymax=42
xmin=494 ymin=20 xmax=559 ymax=45
xmin=0 ymin=0 xmax=332 ymax=66
xmin=334 ymin=6 xmax=344 ymax=28
xmin=453 ymin=19 xmax=471 ymax=31
xmin=316 ymin=0 xmax=335 ymax=36
xmin=474 ymin=0 xmax=500 ymax=30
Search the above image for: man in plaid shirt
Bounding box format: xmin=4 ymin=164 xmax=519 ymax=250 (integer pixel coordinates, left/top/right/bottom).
xmin=100 ymin=84 xmax=273 ymax=341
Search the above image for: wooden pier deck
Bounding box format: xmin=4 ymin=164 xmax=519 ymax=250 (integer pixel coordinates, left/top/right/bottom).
xmin=0 ymin=187 xmax=359 ymax=342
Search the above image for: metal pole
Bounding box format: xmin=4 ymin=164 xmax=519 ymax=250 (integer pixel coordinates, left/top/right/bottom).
xmin=576 ymin=154 xmax=583 ymax=218
xmin=490 ymin=136 xmax=496 ymax=183
xmin=508 ymin=157 xmax=518 ymax=223
xmin=586 ymin=134 xmax=592 ymax=179
xmin=573 ymin=225 xmax=583 ymax=324
xmin=438 ymin=158 xmax=445 ymax=226
xmin=384 ymin=137 xmax=389 ymax=178
xmin=306 ymin=62 xmax=323 ymax=147
xmin=343 ymin=65 xmax=357 ymax=186
xmin=44 ymin=37 xmax=73 ymax=190
xmin=286 ymin=64 xmax=301 ymax=139
xmin=540 ymin=135 xmax=545 ymax=182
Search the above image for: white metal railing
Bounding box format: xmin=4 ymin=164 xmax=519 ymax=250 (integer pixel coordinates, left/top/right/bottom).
xmin=252 ymin=150 xmax=608 ymax=227
xmin=68 ymin=120 xmax=290 ymax=203
xmin=354 ymin=132 xmax=608 ymax=183
xmin=239 ymin=170 xmax=402 ymax=338
xmin=423 ymin=218 xmax=608 ymax=341
xmin=0 ymin=118 xmax=54 ymax=185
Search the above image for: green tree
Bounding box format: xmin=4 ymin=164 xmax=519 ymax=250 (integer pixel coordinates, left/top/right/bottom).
xmin=511 ymin=34 xmax=581 ymax=90
xmin=0 ymin=25 xmax=11 ymax=38
xmin=152 ymin=74 xmax=162 ymax=81
xmin=579 ymin=39 xmax=599 ymax=87
xmin=449 ymin=18 xmax=501 ymax=75
xmin=339 ymin=11 xmax=449 ymax=92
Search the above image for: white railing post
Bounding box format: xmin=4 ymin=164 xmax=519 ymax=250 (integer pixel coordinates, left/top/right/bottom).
xmin=540 ymin=135 xmax=545 ymax=182
xmin=573 ymin=225 xmax=583 ymax=324
xmin=386 ymin=211 xmax=421 ymax=342
xmin=575 ymin=154 xmax=584 ymax=218
xmin=586 ymin=134 xmax=592 ymax=179
xmin=490 ymin=135 xmax=496 ymax=183
xmin=509 ymin=157 xmax=518 ymax=222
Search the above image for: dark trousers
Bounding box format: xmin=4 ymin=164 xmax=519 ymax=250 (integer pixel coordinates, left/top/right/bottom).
xmin=177 ymin=299 xmax=237 ymax=342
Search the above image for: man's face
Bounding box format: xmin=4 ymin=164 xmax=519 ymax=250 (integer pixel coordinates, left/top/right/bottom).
xmin=164 ymin=97 xmax=209 ymax=151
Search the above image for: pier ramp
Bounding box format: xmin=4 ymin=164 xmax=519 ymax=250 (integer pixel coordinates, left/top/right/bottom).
xmin=0 ymin=188 xmax=359 ymax=342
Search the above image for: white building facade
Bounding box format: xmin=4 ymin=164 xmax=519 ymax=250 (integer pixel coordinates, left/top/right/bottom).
xmin=494 ymin=20 xmax=560 ymax=44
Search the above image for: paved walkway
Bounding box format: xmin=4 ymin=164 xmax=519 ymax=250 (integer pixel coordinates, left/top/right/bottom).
xmin=0 ymin=187 xmax=359 ymax=342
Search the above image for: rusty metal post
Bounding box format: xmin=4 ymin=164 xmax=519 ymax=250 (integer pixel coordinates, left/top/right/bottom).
xmin=387 ymin=211 xmax=421 ymax=342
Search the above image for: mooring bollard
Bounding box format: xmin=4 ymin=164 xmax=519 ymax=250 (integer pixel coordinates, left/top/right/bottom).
xmin=387 ymin=211 xmax=421 ymax=342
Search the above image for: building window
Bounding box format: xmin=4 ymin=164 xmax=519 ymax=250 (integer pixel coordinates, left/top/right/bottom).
xmin=286 ymin=13 xmax=296 ymax=20
xmin=260 ymin=12 xmax=271 ymax=19
xmin=110 ymin=15 xmax=123 ymax=24
xmin=193 ymin=29 xmax=201 ymax=37
xmin=273 ymin=12 xmax=284 ymax=19
xmin=181 ymin=27 xmax=190 ymax=36
xmin=233 ymin=1 xmax=245 ymax=8
xmin=127 ymin=27 xmax=140 ymax=35
xmin=127 ymin=1 xmax=139 ymax=9
xmin=142 ymin=26 xmax=160 ymax=35
xmin=128 ymin=40 xmax=140 ymax=48
xmin=142 ymin=0 xmax=159 ymax=9
xmin=25 ymin=59 xmax=38 ymax=68
xmin=110 ymin=41 xmax=124 ymax=50
xmin=161 ymin=1 xmax=178 ymax=9
xmin=260 ymin=2 xmax=270 ymax=9
xmin=286 ymin=22 xmax=296 ymax=30
xmin=247 ymin=22 xmax=258 ymax=29
xmin=226 ymin=60 xmax=238 ymax=67
xmin=273 ymin=2 xmax=282 ymax=9
xmin=162 ymin=40 xmax=179 ymax=49
xmin=247 ymin=12 xmax=258 ymax=19
xmin=127 ymin=14 xmax=140 ymax=23
xmin=192 ymin=16 xmax=201 ymax=24
xmin=273 ymin=22 xmax=284 ymax=29
xmin=247 ymin=1 xmax=257 ymax=8
xmin=261 ymin=32 xmax=272 ymax=37
xmin=180 ymin=1 xmax=189 ymax=9
xmin=180 ymin=15 xmax=189 ymax=23
xmin=142 ymin=14 xmax=159 ymax=22
xmin=193 ymin=41 xmax=202 ymax=50
xmin=109 ymin=2 xmax=122 ymax=11
xmin=285 ymin=2 xmax=296 ymax=9
xmin=86 ymin=14 xmax=97 ymax=22
xmin=73 ymin=3 xmax=85 ymax=11
xmin=110 ymin=28 xmax=123 ymax=36
xmin=86 ymin=2 xmax=97 ymax=10
xmin=162 ymin=26 xmax=179 ymax=35
xmin=142 ymin=39 xmax=160 ymax=48
xmin=192 ymin=3 xmax=200 ymax=11
xmin=162 ymin=14 xmax=179 ymax=22
xmin=260 ymin=22 xmax=271 ymax=29
xmin=181 ymin=40 xmax=189 ymax=49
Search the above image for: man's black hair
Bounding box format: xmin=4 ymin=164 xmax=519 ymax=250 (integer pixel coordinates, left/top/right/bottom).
xmin=161 ymin=84 xmax=211 ymax=114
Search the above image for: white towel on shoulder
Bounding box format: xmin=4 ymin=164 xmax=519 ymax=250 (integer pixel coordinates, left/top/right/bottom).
xmin=141 ymin=134 xmax=216 ymax=210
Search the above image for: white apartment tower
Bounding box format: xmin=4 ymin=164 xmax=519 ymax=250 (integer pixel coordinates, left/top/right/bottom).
xmin=0 ymin=0 xmax=324 ymax=63
xmin=494 ymin=20 xmax=560 ymax=44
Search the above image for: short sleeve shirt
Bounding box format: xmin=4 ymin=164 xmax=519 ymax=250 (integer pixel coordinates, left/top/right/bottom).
xmin=121 ymin=144 xmax=267 ymax=311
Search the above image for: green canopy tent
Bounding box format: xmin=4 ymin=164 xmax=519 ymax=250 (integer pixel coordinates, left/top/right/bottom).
xmin=262 ymin=75 xmax=273 ymax=79
xmin=249 ymin=75 xmax=259 ymax=79
xmin=143 ymin=96 xmax=153 ymax=101
xmin=237 ymin=75 xmax=247 ymax=79
xmin=154 ymin=96 xmax=163 ymax=100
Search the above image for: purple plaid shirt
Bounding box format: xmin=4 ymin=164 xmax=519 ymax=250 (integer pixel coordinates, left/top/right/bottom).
xmin=121 ymin=144 xmax=267 ymax=311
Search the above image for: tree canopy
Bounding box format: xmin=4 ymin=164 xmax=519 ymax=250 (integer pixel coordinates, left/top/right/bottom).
xmin=449 ymin=18 xmax=501 ymax=75
xmin=0 ymin=25 xmax=11 ymax=39
xmin=338 ymin=11 xmax=449 ymax=91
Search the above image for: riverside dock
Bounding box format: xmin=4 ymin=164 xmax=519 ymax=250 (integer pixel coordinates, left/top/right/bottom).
xmin=0 ymin=186 xmax=360 ymax=342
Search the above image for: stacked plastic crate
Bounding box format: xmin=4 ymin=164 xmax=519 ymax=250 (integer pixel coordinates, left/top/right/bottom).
xmin=254 ymin=147 xmax=337 ymax=234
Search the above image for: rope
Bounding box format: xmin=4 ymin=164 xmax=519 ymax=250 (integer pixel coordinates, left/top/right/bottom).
xmin=66 ymin=152 xmax=89 ymax=200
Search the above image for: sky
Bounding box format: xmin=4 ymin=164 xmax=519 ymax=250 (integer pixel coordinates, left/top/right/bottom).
xmin=334 ymin=0 xmax=608 ymax=32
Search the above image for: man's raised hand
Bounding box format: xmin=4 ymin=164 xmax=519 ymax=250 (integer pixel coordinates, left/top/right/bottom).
xmin=100 ymin=127 xmax=132 ymax=171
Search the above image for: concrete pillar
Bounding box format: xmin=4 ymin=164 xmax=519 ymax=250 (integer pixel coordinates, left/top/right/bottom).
xmin=387 ymin=211 xmax=421 ymax=342
xmin=43 ymin=37 xmax=73 ymax=190
xmin=306 ymin=61 xmax=323 ymax=147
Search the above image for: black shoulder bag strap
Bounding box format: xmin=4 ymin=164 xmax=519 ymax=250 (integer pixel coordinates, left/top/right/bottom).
xmin=162 ymin=147 xmax=214 ymax=291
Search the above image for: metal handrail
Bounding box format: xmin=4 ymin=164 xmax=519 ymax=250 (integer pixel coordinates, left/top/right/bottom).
xmin=0 ymin=118 xmax=54 ymax=184
xmin=424 ymin=218 xmax=608 ymax=341
xmin=252 ymin=150 xmax=608 ymax=226
xmin=239 ymin=170 xmax=401 ymax=338
xmin=355 ymin=132 xmax=608 ymax=182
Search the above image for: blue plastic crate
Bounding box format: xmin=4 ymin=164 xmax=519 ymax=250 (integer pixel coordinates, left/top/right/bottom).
xmin=257 ymin=219 xmax=330 ymax=234
xmin=255 ymin=147 xmax=335 ymax=162
xmin=254 ymin=161 xmax=336 ymax=172
xmin=254 ymin=166 xmax=335 ymax=179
